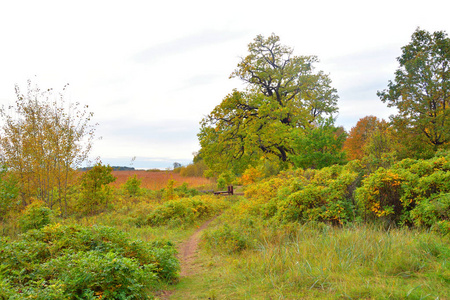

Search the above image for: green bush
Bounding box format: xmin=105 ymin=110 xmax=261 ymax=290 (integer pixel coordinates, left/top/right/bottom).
xmin=18 ymin=200 xmax=54 ymax=232
xmin=37 ymin=251 xmax=156 ymax=299
xmin=174 ymin=182 xmax=200 ymax=198
xmin=275 ymin=166 xmax=358 ymax=225
xmin=78 ymin=163 xmax=116 ymax=214
xmin=0 ymin=166 xmax=19 ymax=221
xmin=145 ymin=195 xmax=226 ymax=227
xmin=0 ymin=276 xmax=15 ymax=300
xmin=354 ymin=167 xmax=405 ymax=224
xmin=202 ymin=223 xmax=251 ymax=254
xmin=123 ymin=174 xmax=142 ymax=196
xmin=244 ymin=165 xmax=358 ymax=225
xmin=217 ymin=171 xmax=235 ymax=190
xmin=0 ymin=224 xmax=179 ymax=298
xmin=410 ymin=193 xmax=450 ymax=234
xmin=355 ymin=153 xmax=450 ymax=226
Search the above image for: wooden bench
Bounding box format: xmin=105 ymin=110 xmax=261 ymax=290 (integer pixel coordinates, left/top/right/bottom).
xmin=214 ymin=185 xmax=234 ymax=195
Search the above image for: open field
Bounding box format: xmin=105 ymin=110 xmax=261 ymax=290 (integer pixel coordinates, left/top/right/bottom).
xmin=109 ymin=170 xmax=214 ymax=190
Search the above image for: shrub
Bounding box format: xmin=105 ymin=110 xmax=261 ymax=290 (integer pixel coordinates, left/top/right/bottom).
xmin=243 ymin=166 xmax=358 ymax=225
xmin=217 ymin=171 xmax=235 ymax=190
xmin=240 ymin=166 xmax=264 ymax=185
xmin=18 ymin=200 xmax=54 ymax=232
xmin=38 ymin=251 xmax=157 ymax=299
xmin=0 ymin=224 xmax=179 ymax=298
xmin=174 ymin=182 xmax=200 ymax=198
xmin=274 ymin=166 xmax=358 ymax=225
xmin=410 ymin=193 xmax=450 ymax=234
xmin=355 ymin=153 xmax=450 ymax=226
xmin=355 ymin=167 xmax=405 ymax=224
xmin=202 ymin=223 xmax=251 ymax=254
xmin=122 ymin=174 xmax=142 ymax=196
xmin=0 ymin=277 xmax=15 ymax=300
xmin=78 ymin=163 xmax=116 ymax=214
xmin=145 ymin=195 xmax=227 ymax=227
xmin=0 ymin=166 xmax=19 ymax=221
xmin=245 ymin=172 xmax=295 ymax=204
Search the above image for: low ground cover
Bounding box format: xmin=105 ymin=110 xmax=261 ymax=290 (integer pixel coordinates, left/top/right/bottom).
xmin=110 ymin=171 xmax=214 ymax=191
xmin=0 ymin=224 xmax=178 ymax=299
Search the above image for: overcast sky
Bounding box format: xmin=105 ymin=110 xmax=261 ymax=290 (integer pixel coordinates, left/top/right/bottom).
xmin=1 ymin=0 xmax=449 ymax=169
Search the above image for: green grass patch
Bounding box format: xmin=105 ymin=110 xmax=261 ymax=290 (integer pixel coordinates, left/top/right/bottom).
xmin=172 ymin=217 xmax=450 ymax=299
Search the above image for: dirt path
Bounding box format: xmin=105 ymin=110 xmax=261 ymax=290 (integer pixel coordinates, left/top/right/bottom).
xmin=157 ymin=216 xmax=218 ymax=299
xmin=178 ymin=216 xmax=217 ymax=277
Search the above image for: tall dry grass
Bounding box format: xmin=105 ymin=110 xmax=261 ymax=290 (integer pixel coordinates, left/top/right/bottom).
xmin=183 ymin=220 xmax=450 ymax=299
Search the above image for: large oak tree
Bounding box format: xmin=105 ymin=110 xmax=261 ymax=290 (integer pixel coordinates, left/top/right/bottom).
xmin=199 ymin=34 xmax=339 ymax=174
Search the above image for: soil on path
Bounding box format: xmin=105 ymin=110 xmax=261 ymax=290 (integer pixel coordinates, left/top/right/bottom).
xmin=157 ymin=216 xmax=218 ymax=299
xmin=178 ymin=216 xmax=217 ymax=277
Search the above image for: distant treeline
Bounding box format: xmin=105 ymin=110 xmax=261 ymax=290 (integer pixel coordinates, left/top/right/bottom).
xmin=78 ymin=166 xmax=136 ymax=171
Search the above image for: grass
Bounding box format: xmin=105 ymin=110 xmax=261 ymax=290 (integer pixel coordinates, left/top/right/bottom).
xmin=170 ymin=216 xmax=450 ymax=299
xmin=61 ymin=195 xmax=230 ymax=245
xmin=2 ymin=185 xmax=448 ymax=299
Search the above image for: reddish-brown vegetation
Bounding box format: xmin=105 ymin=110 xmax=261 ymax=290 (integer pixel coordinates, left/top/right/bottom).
xmin=109 ymin=170 xmax=213 ymax=190
xmin=343 ymin=115 xmax=385 ymax=160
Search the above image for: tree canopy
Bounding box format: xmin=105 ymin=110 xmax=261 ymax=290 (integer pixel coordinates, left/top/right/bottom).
xmin=199 ymin=34 xmax=339 ymax=174
xmin=0 ymin=80 xmax=96 ymax=213
xmin=290 ymin=118 xmax=347 ymax=170
xmin=343 ymin=116 xmax=386 ymax=160
xmin=378 ymin=28 xmax=450 ymax=154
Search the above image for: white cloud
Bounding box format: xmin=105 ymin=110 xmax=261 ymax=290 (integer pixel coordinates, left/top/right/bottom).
xmin=0 ymin=0 xmax=449 ymax=167
xmin=133 ymin=30 xmax=246 ymax=64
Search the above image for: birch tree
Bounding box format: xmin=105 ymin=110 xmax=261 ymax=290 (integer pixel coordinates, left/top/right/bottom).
xmin=0 ymin=80 xmax=96 ymax=214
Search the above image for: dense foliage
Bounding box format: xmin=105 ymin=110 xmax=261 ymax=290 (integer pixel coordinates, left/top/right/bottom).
xmin=18 ymin=200 xmax=54 ymax=232
xmin=241 ymin=163 xmax=360 ymax=225
xmin=356 ymin=152 xmax=450 ymax=231
xmin=290 ymin=118 xmax=347 ymax=169
xmin=0 ymin=224 xmax=178 ymax=299
xmin=78 ymin=163 xmax=116 ymax=215
xmin=199 ymin=34 xmax=339 ymax=175
xmin=143 ymin=195 xmax=228 ymax=227
xmin=378 ymin=28 xmax=450 ymax=156
xmin=0 ymin=81 xmax=95 ymax=213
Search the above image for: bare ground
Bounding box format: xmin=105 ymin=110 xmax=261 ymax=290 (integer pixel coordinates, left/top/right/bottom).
xmin=178 ymin=216 xmax=217 ymax=277
xmin=156 ymin=216 xmax=218 ymax=299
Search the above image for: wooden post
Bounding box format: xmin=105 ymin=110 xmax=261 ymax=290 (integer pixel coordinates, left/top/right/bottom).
xmin=228 ymin=185 xmax=234 ymax=195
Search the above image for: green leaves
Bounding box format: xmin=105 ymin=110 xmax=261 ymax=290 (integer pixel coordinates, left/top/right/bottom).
xmin=78 ymin=163 xmax=116 ymax=214
xmin=0 ymin=224 xmax=179 ymax=298
xmin=199 ymin=34 xmax=339 ymax=175
xmin=378 ymin=28 xmax=450 ymax=152
xmin=355 ymin=152 xmax=450 ymax=227
xmin=0 ymin=80 xmax=96 ymax=213
xmin=123 ymin=174 xmax=142 ymax=197
xmin=290 ymin=118 xmax=347 ymax=170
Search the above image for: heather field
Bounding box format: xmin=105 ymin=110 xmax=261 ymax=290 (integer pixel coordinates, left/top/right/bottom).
xmin=110 ymin=170 xmax=214 ymax=190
